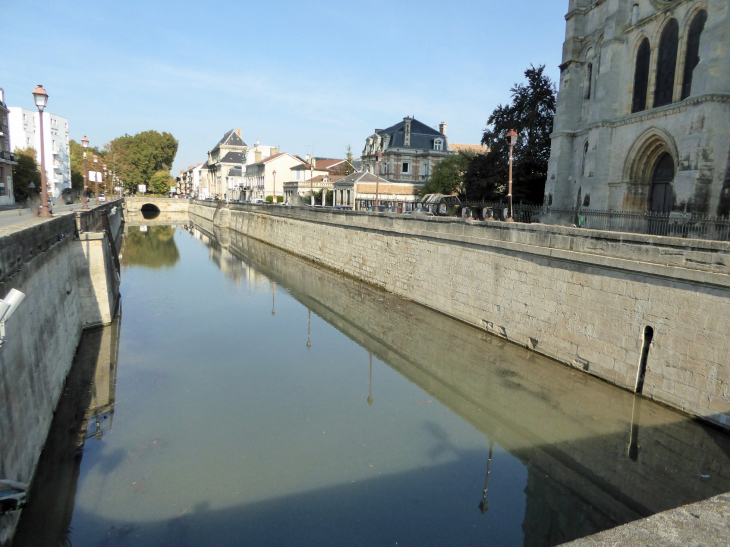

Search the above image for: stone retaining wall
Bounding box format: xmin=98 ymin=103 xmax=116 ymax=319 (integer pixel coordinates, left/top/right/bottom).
xmin=0 ymin=202 xmax=124 ymax=545
xmin=190 ymin=200 xmax=730 ymax=431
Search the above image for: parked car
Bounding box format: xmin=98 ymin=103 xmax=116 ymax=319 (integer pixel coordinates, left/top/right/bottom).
xmin=331 ymin=206 xmax=353 ymax=211
xmin=98 ymin=194 xmax=106 ymax=203
xmin=366 ymin=205 xmax=387 ymax=212
xmin=252 ymin=199 xmax=266 ymax=204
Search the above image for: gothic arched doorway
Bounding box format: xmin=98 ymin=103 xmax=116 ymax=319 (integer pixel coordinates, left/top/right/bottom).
xmin=650 ymin=153 xmax=674 ymax=213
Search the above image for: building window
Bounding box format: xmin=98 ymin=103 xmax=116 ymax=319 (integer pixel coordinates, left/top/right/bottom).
xmin=632 ymin=38 xmax=651 ymax=113
xmin=654 ymin=19 xmax=679 ymax=108
xmin=434 ymin=139 xmax=443 ymax=151
xmin=631 ymin=4 xmax=639 ymax=26
xmin=681 ymin=10 xmax=708 ymax=101
xmin=585 ymin=63 xmax=593 ymax=100
xmin=296 ymin=170 xmax=301 ymax=180
xmin=402 ymin=162 xmax=410 ymax=174
xmin=582 ymin=141 xmax=589 ymax=177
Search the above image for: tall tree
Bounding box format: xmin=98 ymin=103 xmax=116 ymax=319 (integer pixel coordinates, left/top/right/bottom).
xmin=419 ymin=151 xmax=475 ymax=197
xmin=148 ymin=170 xmax=174 ymax=194
xmin=109 ymin=130 xmax=178 ymax=194
xmin=344 ymin=144 xmax=355 ymax=175
xmin=12 ymin=147 xmax=42 ymax=200
xmin=468 ymin=65 xmax=556 ymax=204
xmin=70 ymin=139 xmax=105 ymax=191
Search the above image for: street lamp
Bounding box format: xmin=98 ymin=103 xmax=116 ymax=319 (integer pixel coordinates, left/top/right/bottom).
xmin=32 ymin=85 xmax=51 ymax=218
xmin=81 ymin=136 xmax=89 ymax=209
xmin=375 ymin=152 xmax=382 ymax=210
xmin=506 ymin=128 xmax=518 ymax=222
xmin=93 ymin=155 xmax=99 ymax=205
xmin=310 ymin=164 xmax=314 ymax=206
xmin=102 ymin=164 xmax=107 ymax=200
xmin=272 ymin=169 xmax=276 ymax=205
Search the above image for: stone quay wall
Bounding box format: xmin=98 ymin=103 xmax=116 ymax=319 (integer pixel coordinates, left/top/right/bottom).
xmin=0 ymin=201 xmax=124 ymax=545
xmin=190 ymin=200 xmax=730 ymax=431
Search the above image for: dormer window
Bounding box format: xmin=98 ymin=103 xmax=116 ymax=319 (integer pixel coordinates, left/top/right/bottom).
xmin=434 ymin=139 xmax=443 ymax=151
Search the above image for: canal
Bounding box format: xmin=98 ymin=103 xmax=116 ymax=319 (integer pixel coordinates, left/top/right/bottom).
xmin=12 ymin=218 xmax=730 ymax=547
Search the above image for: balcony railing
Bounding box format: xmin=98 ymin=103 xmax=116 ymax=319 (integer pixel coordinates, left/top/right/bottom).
xmin=0 ymin=123 xmax=8 ymax=135
xmin=460 ymin=202 xmax=730 ymax=242
xmin=0 ymin=150 xmax=16 ymax=162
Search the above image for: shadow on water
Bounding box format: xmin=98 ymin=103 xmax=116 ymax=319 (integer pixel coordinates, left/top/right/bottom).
xmin=12 ymin=219 xmax=730 ymax=547
xmin=11 ymin=315 xmax=121 ymax=547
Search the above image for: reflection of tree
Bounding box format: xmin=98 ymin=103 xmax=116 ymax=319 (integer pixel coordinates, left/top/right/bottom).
xmin=121 ymin=226 xmax=179 ymax=268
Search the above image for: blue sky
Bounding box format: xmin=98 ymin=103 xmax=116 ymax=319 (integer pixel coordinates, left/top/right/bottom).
xmin=2 ymin=0 xmax=566 ymax=176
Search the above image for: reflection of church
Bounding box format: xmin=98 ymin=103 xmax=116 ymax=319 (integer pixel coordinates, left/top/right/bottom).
xmin=546 ymin=1 xmax=728 ymax=215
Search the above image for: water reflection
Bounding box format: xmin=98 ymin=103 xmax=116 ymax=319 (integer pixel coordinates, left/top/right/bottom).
xmin=189 ymin=217 xmax=730 ymax=545
xmin=120 ymin=226 xmax=179 ymax=269
xmin=14 ymin=219 xmax=730 ymax=547
xmin=12 ymin=315 xmax=122 ymax=547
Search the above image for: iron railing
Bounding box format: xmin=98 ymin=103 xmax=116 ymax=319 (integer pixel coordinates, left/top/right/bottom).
xmin=459 ymin=201 xmax=730 ymax=241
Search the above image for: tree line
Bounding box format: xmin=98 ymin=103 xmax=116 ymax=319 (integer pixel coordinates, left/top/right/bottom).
xmin=12 ymin=129 xmax=178 ymax=202
xmin=422 ymin=65 xmax=557 ymax=205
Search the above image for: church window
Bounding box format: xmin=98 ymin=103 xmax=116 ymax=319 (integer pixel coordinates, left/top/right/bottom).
xmin=585 ymin=63 xmax=593 ymax=100
xmin=654 ymin=19 xmax=679 ymax=108
xmin=631 ymin=4 xmax=639 ymax=26
xmin=632 ymin=39 xmax=651 ymax=113
xmin=582 ymin=141 xmax=589 ymax=177
xmin=681 ymin=10 xmax=708 ymax=100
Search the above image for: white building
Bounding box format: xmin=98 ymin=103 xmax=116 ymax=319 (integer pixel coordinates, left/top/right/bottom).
xmin=8 ymin=107 xmax=71 ymax=198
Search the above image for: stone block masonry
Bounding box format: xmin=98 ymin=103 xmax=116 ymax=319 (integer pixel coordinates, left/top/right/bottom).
xmin=190 ymin=200 xmax=730 ymax=432
xmin=0 ymin=201 xmax=124 ymax=545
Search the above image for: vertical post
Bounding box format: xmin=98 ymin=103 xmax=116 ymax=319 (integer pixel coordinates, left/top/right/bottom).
xmin=375 ymin=153 xmax=382 ymax=210
xmin=37 ymin=111 xmax=51 ymax=217
xmin=310 ymin=165 xmax=314 ymax=206
xmin=272 ymin=170 xmax=276 ymax=205
xmin=94 ymin=155 xmax=99 ymax=205
xmin=82 ymin=152 xmax=88 ymax=209
xmin=506 ymin=128 xmax=517 ymax=222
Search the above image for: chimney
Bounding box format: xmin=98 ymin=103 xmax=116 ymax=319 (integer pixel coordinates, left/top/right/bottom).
xmin=439 ymin=122 xmax=447 ymax=135
xmin=306 ymin=154 xmax=311 ymax=164
xmin=404 ymin=117 xmax=412 ymax=147
xmin=312 ymin=157 xmax=317 ymax=168
xmin=236 ymin=128 xmax=241 ymax=137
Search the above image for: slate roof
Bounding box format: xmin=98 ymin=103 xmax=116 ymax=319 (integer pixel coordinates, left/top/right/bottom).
xmin=376 ymin=118 xmax=446 ymax=151
xmin=312 ymin=158 xmax=345 ymax=170
xmin=335 ymin=171 xmax=385 ymax=185
xmin=217 ymin=129 xmax=248 ymax=148
xmin=219 ymin=151 xmax=244 ymax=164
xmin=228 ymin=167 xmax=243 ymax=177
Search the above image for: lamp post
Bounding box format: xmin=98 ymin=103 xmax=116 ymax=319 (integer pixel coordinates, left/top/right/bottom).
xmin=272 ymin=169 xmax=276 ymax=205
xmin=506 ymin=129 xmax=518 ymax=222
xmin=375 ymin=152 xmax=382 ymax=210
xmin=102 ymin=164 xmax=107 ymax=200
xmin=310 ymin=164 xmax=314 ymax=206
xmin=93 ymin=155 xmax=99 ymax=205
xmin=81 ymin=136 xmax=89 ymax=209
xmin=32 ymin=85 xmax=52 ymax=218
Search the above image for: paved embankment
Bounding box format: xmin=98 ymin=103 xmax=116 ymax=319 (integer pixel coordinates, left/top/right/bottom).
xmin=561 ymin=493 xmax=730 ymax=546
xmin=190 ymin=200 xmax=730 ymax=432
xmin=0 ymin=201 xmax=124 ymax=546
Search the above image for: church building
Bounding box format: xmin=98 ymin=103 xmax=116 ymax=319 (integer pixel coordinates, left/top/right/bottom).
xmin=545 ymin=0 xmax=730 ymax=215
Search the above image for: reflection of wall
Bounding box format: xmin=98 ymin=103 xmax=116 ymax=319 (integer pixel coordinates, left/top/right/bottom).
xmin=189 ymin=201 xmax=730 ymax=433
xmin=192 ymin=219 xmax=730 ymax=545
xmin=10 ymin=317 xmax=121 ymax=547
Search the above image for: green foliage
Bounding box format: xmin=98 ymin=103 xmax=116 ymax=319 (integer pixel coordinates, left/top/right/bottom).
xmin=120 ymin=226 xmax=180 ymax=269
xmin=12 ymin=147 xmax=42 ymax=199
xmin=344 ymin=145 xmax=355 ymax=176
xmin=265 ymin=195 xmax=284 ymax=203
xmin=469 ymin=65 xmax=557 ymax=204
xmin=419 ymin=151 xmax=475 ymax=197
xmin=109 ymin=130 xmax=178 ymax=194
xmin=148 ymin=170 xmax=175 ymax=195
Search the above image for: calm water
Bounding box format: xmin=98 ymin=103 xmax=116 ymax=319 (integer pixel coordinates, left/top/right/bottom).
xmin=13 ymin=218 xmax=730 ymax=547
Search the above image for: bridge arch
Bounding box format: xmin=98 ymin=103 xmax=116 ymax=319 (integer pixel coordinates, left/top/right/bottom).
xmin=140 ymin=203 xmax=161 ymax=220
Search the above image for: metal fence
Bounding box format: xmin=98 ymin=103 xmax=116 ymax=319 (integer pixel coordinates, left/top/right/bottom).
xmin=459 ymin=201 xmax=730 ymax=241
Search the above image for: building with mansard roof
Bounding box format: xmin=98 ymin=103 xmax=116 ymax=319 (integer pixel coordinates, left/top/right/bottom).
xmin=545 ymin=0 xmax=730 ymax=215
xmin=361 ymin=117 xmax=455 ymax=202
